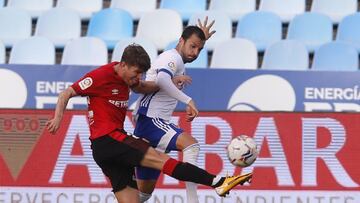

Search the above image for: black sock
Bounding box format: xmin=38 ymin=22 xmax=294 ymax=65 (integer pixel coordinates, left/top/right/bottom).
xmin=171 ymin=162 xmax=215 ymax=186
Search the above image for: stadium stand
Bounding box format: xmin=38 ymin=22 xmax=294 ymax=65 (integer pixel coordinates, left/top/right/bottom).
xmin=208 ymin=0 xmax=256 ymax=22
xmin=110 ymin=0 xmax=156 ymax=20
xmin=136 ymin=9 xmax=183 ymax=50
xmin=87 ymin=8 xmax=133 ymax=50
xmin=312 ymin=41 xmax=359 ymax=71
xmin=7 ymin=0 xmax=53 ymax=19
xmin=336 ymin=13 xmax=360 ymax=52
xmin=236 ymin=11 xmax=282 ymax=52
xmin=261 ymin=40 xmax=309 ymax=70
xmin=287 ymin=12 xmax=333 ymax=53
xmin=9 ymin=36 xmax=55 ymax=65
xmin=310 ymin=0 xmax=357 ymax=24
xmin=1 ymin=0 xmax=360 ymax=70
xmin=188 ymin=10 xmax=232 ymax=51
xmin=165 ymin=40 xmax=208 ymax=68
xmin=112 ymin=37 xmax=158 ymax=63
xmin=259 ymin=0 xmax=305 ymax=23
xmin=61 ymin=37 xmax=108 ymax=66
xmin=56 ymin=0 xmax=103 ymax=20
xmin=210 ymin=38 xmax=258 ymax=69
xmin=35 ymin=8 xmax=81 ymax=49
xmin=0 ymin=8 xmax=31 ymax=48
xmin=160 ymin=0 xmax=206 ymax=22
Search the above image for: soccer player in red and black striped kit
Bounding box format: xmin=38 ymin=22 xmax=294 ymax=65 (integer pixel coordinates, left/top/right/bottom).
xmin=47 ymin=44 xmax=252 ymax=203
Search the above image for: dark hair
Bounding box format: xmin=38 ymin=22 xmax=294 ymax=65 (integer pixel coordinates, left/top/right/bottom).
xmin=121 ymin=44 xmax=151 ymax=72
xmin=181 ymin=26 xmax=206 ymax=41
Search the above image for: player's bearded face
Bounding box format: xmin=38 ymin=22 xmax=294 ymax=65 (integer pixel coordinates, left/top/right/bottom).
xmin=181 ymin=34 xmax=205 ymax=63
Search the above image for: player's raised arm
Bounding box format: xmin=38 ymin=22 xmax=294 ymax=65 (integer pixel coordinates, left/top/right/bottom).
xmin=46 ymin=87 xmax=77 ymax=134
xmin=197 ymin=16 xmax=216 ymax=40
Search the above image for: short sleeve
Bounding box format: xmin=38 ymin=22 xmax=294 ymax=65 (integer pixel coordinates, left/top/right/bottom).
xmin=71 ymin=71 xmax=100 ymax=96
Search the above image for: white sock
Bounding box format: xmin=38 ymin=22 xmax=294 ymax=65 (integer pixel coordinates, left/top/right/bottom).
xmin=183 ymin=143 xmax=200 ymax=203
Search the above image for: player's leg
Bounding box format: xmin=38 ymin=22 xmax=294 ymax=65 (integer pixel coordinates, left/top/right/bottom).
xmin=135 ymin=166 xmax=160 ymax=202
xmin=91 ymin=134 xmax=142 ymax=203
xmin=140 ymin=147 xmax=253 ymax=197
xmin=176 ymin=133 xmax=200 ymax=203
xmin=133 ymin=115 xmax=185 ymax=201
xmin=114 ymin=187 xmax=139 ymax=203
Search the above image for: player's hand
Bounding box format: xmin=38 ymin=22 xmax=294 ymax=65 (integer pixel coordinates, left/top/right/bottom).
xmin=197 ymin=16 xmax=216 ymax=40
xmin=46 ymin=118 xmax=61 ymax=135
xmin=186 ymin=100 xmax=199 ymax=122
xmin=173 ymin=75 xmax=192 ymax=89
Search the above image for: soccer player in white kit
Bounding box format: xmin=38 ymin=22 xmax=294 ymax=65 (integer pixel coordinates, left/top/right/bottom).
xmin=133 ymin=18 xmax=215 ymax=203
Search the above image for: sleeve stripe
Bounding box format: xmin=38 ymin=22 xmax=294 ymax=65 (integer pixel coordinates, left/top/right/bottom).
xmin=158 ymin=68 xmax=173 ymax=78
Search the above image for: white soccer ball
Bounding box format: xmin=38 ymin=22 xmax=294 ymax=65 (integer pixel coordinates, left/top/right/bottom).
xmin=227 ymin=135 xmax=258 ymax=167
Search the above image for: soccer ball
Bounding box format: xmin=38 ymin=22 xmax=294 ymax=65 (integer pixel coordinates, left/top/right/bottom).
xmin=227 ymin=135 xmax=258 ymax=167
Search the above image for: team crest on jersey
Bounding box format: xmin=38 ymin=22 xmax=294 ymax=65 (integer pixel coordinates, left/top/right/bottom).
xmin=168 ymin=62 xmax=176 ymax=71
xmin=79 ymin=77 xmax=93 ymax=90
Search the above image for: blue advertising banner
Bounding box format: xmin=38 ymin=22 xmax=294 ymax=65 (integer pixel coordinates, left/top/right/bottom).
xmin=0 ymin=64 xmax=359 ymax=112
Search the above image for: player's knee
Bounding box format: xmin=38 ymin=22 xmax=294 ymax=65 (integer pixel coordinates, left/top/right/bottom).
xmin=183 ymin=143 xmax=200 ymax=164
xmin=139 ymin=191 xmax=152 ymax=203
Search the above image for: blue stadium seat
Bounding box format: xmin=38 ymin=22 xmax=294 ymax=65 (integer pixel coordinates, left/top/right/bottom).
xmin=0 ymin=8 xmax=31 ymax=48
xmin=209 ymin=0 xmax=256 ymax=22
xmin=236 ymin=11 xmax=282 ymax=52
xmin=312 ymin=42 xmax=358 ymax=71
xmin=262 ymin=40 xmax=309 ymax=70
xmin=56 ymin=0 xmax=102 ymax=20
xmin=61 ymin=37 xmax=108 ymax=66
xmin=87 ymin=8 xmax=133 ymax=50
xmin=110 ymin=0 xmax=156 ymax=20
xmin=311 ymin=0 xmax=357 ymax=24
xmin=164 ymin=40 xmax=208 ymax=68
xmin=336 ymin=13 xmax=360 ymax=52
xmin=160 ymin=0 xmax=206 ymax=22
xmin=7 ymin=0 xmax=53 ymax=19
xmin=9 ymin=36 xmax=55 ymax=65
xmin=188 ymin=11 xmax=232 ymax=51
xmin=35 ymin=8 xmax=81 ymax=49
xmin=259 ymin=0 xmax=305 ymax=23
xmin=287 ymin=12 xmax=333 ymax=53
xmin=210 ymin=38 xmax=258 ymax=69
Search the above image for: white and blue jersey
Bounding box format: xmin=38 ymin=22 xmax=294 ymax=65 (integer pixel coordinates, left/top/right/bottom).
xmin=134 ymin=49 xmax=188 ymax=180
xmin=136 ymin=49 xmax=185 ymax=122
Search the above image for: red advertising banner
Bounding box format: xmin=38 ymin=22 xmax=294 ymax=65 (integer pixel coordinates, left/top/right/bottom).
xmin=0 ymin=110 xmax=359 ymax=202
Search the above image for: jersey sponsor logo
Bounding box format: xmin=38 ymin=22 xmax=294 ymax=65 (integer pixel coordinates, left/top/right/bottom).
xmin=228 ymin=75 xmax=296 ymax=111
xmin=78 ymin=77 xmax=93 ymax=90
xmin=111 ymin=89 xmax=119 ymax=95
xmin=167 ymin=62 xmax=176 ymax=72
xmin=108 ymin=99 xmax=128 ymax=108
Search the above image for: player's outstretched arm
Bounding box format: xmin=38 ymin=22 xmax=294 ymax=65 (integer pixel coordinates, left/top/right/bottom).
xmin=186 ymin=99 xmax=199 ymax=122
xmin=131 ymin=80 xmax=159 ymax=94
xmin=197 ymin=16 xmax=216 ymax=40
xmin=131 ymin=75 xmax=192 ymax=93
xmin=46 ymin=87 xmax=77 ymax=134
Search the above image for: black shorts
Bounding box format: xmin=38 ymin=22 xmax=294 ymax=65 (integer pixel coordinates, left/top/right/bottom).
xmin=91 ymin=130 xmax=150 ymax=192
